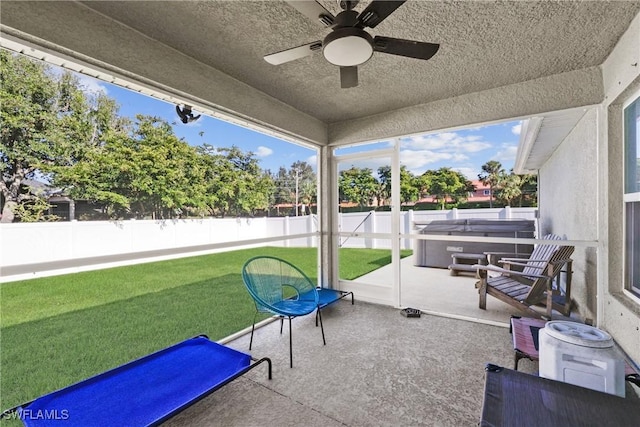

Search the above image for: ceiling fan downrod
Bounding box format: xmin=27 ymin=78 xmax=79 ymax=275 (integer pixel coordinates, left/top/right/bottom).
xmin=339 ymin=1 xmax=359 ymax=12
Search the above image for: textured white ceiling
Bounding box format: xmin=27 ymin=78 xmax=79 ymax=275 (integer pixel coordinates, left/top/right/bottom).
xmin=1 ymin=1 xmax=639 ymax=144
xmin=74 ymin=0 xmax=640 ymax=123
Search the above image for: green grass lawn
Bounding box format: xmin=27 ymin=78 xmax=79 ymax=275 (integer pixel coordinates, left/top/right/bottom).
xmin=0 ymin=246 xmax=411 ymax=411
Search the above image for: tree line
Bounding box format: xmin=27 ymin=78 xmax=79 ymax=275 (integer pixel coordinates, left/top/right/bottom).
xmin=0 ymin=50 xmax=316 ymax=222
xmin=338 ymin=162 xmax=536 ymax=211
xmin=1 ymin=50 xmax=535 ymax=222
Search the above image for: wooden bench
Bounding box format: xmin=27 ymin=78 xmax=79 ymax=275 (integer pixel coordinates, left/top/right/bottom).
xmin=448 ymin=252 xmax=486 ymax=276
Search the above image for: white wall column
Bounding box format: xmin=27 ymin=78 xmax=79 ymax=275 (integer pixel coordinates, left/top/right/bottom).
xmin=318 ymin=145 xmax=336 ymax=289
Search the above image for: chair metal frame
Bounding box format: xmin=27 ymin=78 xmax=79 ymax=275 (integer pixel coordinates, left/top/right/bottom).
xmin=242 ymin=256 xmax=327 ymax=368
xmin=315 ymin=287 xmax=354 ymax=326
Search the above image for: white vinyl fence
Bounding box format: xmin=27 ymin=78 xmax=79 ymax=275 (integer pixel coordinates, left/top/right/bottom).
xmin=337 ymin=207 xmax=537 ymax=249
xmin=0 ymin=208 xmax=536 ymax=281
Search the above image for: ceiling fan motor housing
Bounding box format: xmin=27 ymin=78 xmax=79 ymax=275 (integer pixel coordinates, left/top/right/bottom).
xmin=265 ymin=1 xmax=439 ymax=88
xmin=323 ymin=26 xmax=374 ymax=66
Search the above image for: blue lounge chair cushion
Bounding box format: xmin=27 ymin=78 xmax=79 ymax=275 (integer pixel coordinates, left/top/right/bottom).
xmin=15 ymin=336 xmax=253 ymax=427
xmin=316 ymin=288 xmax=344 ymax=308
xmin=272 ymin=299 xmax=318 ymax=316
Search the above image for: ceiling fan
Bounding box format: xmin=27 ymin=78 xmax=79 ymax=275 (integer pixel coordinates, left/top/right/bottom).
xmin=264 ymin=0 xmax=440 ymax=88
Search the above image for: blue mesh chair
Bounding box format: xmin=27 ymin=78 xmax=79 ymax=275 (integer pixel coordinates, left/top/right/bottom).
xmin=242 ymin=256 xmax=326 ymax=368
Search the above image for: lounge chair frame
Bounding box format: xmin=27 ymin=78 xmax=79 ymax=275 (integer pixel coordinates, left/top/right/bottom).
xmin=481 ymin=364 xmax=640 ymax=426
xmin=1 ymin=335 xmax=271 ymax=426
xmin=315 ymin=287 xmax=354 ymax=325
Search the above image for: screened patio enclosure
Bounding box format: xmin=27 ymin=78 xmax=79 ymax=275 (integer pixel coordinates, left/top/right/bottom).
xmin=1 ymin=1 xmax=640 ymax=364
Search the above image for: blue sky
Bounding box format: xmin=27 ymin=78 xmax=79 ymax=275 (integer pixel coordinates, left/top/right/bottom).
xmin=399 ymin=122 xmax=522 ymax=179
xmin=77 ymin=73 xmax=522 ymax=181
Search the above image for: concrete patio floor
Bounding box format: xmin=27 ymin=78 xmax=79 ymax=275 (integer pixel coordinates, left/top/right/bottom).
xmin=354 ymin=254 xmax=555 ymax=326
xmin=165 ymin=300 xmax=537 ymax=427
xmin=164 ymin=261 xmax=637 ymax=426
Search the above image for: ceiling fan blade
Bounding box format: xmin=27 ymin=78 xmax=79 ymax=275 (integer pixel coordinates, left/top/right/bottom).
xmin=373 ymin=36 xmax=440 ymax=61
xmin=286 ymin=1 xmax=334 ymax=27
xmin=264 ymin=41 xmax=322 ymax=65
xmin=357 ymin=0 xmax=406 ymax=28
xmin=340 ymin=66 xmax=358 ymax=89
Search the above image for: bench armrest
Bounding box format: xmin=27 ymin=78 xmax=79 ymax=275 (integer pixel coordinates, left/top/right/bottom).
xmin=474 ymin=264 xmax=549 ymax=280
xmin=500 ymin=258 xmax=553 ymax=263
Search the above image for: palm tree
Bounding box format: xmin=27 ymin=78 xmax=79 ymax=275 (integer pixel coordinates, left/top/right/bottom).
xmin=496 ymin=172 xmax=521 ymax=206
xmin=478 ymin=160 xmax=504 ymax=208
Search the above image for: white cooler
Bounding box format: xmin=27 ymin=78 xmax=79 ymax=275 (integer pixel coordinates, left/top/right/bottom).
xmin=539 ymin=321 xmax=625 ymax=397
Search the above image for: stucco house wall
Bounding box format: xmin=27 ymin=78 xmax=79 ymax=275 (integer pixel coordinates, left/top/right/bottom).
xmin=539 ymin=108 xmax=599 ymax=322
xmin=602 ymin=93 xmax=640 ymax=364
xmin=601 ymin=13 xmax=640 ymax=364
xmin=540 ymin=13 xmax=640 ymax=362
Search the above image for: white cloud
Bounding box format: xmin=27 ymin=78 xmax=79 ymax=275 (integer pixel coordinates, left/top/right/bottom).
xmin=400 ymin=150 xmax=456 ymax=175
xmin=451 ymin=153 xmax=470 ymax=162
xmin=46 ymin=67 xmax=109 ymax=95
xmin=76 ymin=73 xmax=109 ymax=95
xmin=306 ymin=154 xmax=318 ymax=169
xmin=511 ymin=123 xmax=522 ymax=135
xmin=399 ymin=130 xmax=494 ymax=175
xmin=454 ymin=167 xmax=478 ymax=180
xmin=255 ymin=146 xmax=273 ymax=157
xmin=493 ymin=144 xmax=519 ymax=165
xmin=403 ymin=132 xmax=492 ymax=153
xmin=466 ymin=124 xmax=491 ymax=131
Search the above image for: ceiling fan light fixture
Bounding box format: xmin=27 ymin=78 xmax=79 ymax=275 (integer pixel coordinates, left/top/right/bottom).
xmin=323 ymin=27 xmax=373 ymax=67
xmin=269 ymin=1 xmax=439 ymax=89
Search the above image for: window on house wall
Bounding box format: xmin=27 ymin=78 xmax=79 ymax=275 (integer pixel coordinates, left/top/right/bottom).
xmin=624 ymin=95 xmax=640 ymax=297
